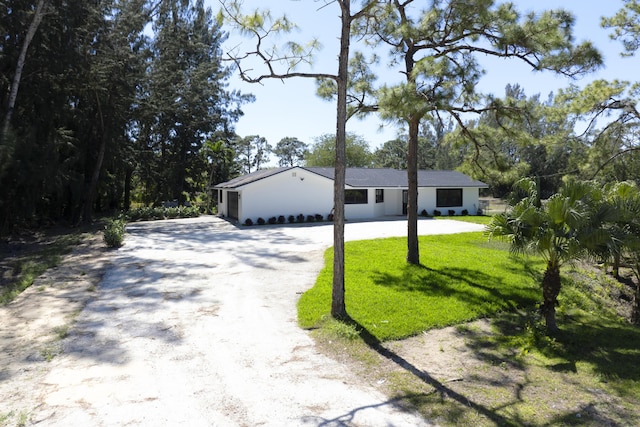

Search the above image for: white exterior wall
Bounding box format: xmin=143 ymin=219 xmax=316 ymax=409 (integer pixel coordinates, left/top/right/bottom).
xmin=418 ymin=188 xmax=436 ymax=215
xmin=417 ymin=187 xmax=481 ymax=215
xmin=237 ymin=168 xmax=334 ymax=222
xmin=462 ymin=187 xmax=481 ymax=215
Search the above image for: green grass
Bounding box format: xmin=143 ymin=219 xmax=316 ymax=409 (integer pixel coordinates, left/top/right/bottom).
xmin=298 ymin=232 xmax=543 ymax=341
xmin=440 ymin=215 xmax=493 ymax=225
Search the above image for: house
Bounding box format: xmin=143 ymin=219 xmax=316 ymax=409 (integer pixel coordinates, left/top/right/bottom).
xmin=214 ymin=167 xmax=488 ymax=223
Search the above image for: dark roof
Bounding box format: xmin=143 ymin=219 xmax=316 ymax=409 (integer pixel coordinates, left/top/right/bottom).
xmin=214 ymin=167 xmax=291 ymax=189
xmin=214 ymin=167 xmax=488 ymax=189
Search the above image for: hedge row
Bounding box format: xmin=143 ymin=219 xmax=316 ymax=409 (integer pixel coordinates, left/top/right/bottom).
xmin=244 ymin=213 xmax=333 ymax=226
xmin=422 ymin=209 xmax=469 ymax=217
xmin=124 ymin=205 xmax=202 ymax=222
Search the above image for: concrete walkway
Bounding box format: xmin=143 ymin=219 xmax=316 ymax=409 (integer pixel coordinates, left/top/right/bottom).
xmin=30 ymin=216 xmax=483 ymax=426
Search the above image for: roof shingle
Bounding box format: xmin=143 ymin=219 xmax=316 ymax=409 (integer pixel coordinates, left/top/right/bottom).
xmin=214 ymin=167 xmax=487 ymax=189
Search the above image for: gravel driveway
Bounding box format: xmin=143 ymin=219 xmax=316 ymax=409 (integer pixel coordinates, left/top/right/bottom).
xmin=30 ymin=216 xmax=483 ymax=426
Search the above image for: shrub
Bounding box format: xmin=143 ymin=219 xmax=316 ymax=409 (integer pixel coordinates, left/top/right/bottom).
xmin=278 ymin=215 xmax=285 ymax=224
xmin=127 ymin=209 xmax=142 ymax=222
xmin=305 ymin=215 xmax=315 ymax=222
xmin=268 ymin=216 xmax=277 ymax=224
xmin=180 ymin=205 xmax=201 ymax=218
xmin=288 ymin=215 xmax=296 ymax=223
xmin=420 ymin=209 xmax=429 ymax=217
xmin=297 ymin=214 xmax=305 ymax=223
xmin=257 ymin=217 xmax=266 ymax=225
xmin=124 ymin=205 xmax=201 ymax=221
xmin=244 ymin=218 xmax=254 ymax=226
xmin=103 ymin=219 xmax=126 ymax=248
xmin=165 ymin=207 xmax=179 ymax=219
xmin=152 ymin=207 xmax=165 ymax=220
xmin=448 ymin=209 xmax=456 ymax=216
xmin=315 ymin=214 xmax=323 ymax=221
xmin=461 ymin=209 xmax=469 ymax=216
xmin=328 ymin=213 xmax=334 ymax=221
xmin=433 ymin=209 xmax=442 ymax=216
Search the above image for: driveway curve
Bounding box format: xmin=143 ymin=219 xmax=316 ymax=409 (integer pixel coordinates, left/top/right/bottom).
xmin=31 ymin=216 xmax=483 ymax=426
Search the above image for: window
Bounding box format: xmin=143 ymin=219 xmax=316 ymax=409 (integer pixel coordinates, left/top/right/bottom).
xmin=436 ymin=188 xmax=462 ymax=207
xmin=375 ymin=189 xmax=384 ymax=203
xmin=345 ymin=189 xmax=368 ymax=204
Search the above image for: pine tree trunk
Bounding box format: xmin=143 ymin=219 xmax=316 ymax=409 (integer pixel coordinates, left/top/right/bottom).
xmin=541 ymin=261 xmax=562 ymax=333
xmin=331 ymin=0 xmax=351 ymax=320
xmin=82 ymin=93 xmax=108 ymax=224
xmin=1 ymin=0 xmax=47 ymax=142
xmin=406 ymin=115 xmax=420 ymax=265
xmin=124 ymin=168 xmax=133 ymax=211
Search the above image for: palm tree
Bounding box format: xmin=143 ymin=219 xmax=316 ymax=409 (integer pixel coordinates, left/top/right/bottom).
xmin=486 ymin=178 xmax=610 ymax=333
xmin=602 ymin=181 xmax=640 ymax=324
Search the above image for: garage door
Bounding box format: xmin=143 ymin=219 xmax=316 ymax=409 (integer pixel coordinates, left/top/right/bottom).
xmin=228 ymin=191 xmax=239 ymax=220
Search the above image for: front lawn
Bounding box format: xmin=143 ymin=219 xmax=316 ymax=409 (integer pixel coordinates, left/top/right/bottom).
xmin=297 ymin=231 xmax=640 ymax=426
xmin=298 ymin=232 xmax=543 ymax=341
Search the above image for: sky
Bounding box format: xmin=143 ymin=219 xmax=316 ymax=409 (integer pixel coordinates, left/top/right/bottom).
xmin=207 ymin=1 xmax=638 ymax=152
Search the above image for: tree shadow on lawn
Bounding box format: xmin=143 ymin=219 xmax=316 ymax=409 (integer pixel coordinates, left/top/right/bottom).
xmin=349 ymin=256 xmax=640 ymax=425
xmin=344 ymin=315 xmax=521 ymax=426
xmin=344 ymin=310 xmax=640 ymax=426
xmin=496 ymin=311 xmax=640 ymax=383
xmin=370 ymin=263 xmax=539 ymax=317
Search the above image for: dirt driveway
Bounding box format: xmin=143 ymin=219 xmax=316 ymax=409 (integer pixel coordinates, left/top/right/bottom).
xmin=1 ymin=216 xmax=483 ymax=426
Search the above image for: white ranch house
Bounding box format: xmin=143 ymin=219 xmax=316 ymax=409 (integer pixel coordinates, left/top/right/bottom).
xmin=214 ymin=167 xmax=488 ymax=223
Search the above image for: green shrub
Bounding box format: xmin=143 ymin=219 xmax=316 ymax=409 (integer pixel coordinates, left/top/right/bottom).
xmin=124 ymin=205 xmax=201 ymax=221
xmin=165 ymin=207 xmax=180 ymax=218
xmin=180 ymin=205 xmax=201 ymax=217
xmin=288 ymin=215 xmax=296 ymax=223
xmin=244 ymin=218 xmax=254 ymax=226
xmin=103 ymin=219 xmax=126 ymax=248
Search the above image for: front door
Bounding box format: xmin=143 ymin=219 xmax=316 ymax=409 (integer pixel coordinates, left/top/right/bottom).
xmin=402 ymin=190 xmax=408 ymax=215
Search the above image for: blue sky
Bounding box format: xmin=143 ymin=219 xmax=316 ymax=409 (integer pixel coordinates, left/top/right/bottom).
xmin=210 ymin=1 xmax=638 ymax=151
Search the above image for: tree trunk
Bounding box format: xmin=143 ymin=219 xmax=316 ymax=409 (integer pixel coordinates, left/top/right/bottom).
xmin=406 ymin=115 xmax=420 ymax=265
xmin=612 ymin=253 xmax=620 ymax=280
xmin=541 ymin=261 xmax=562 ymax=333
xmin=82 ymin=93 xmax=108 ymax=224
xmin=331 ymin=0 xmax=351 ymax=320
xmin=124 ymin=167 xmax=133 ymax=211
xmin=1 ymin=0 xmax=47 ymax=142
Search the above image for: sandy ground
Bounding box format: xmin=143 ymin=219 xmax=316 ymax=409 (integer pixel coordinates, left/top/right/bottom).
xmin=0 ymin=216 xmax=484 ymax=426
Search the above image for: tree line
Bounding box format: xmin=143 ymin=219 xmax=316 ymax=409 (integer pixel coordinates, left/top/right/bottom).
xmin=0 ymin=0 xmax=249 ymax=233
